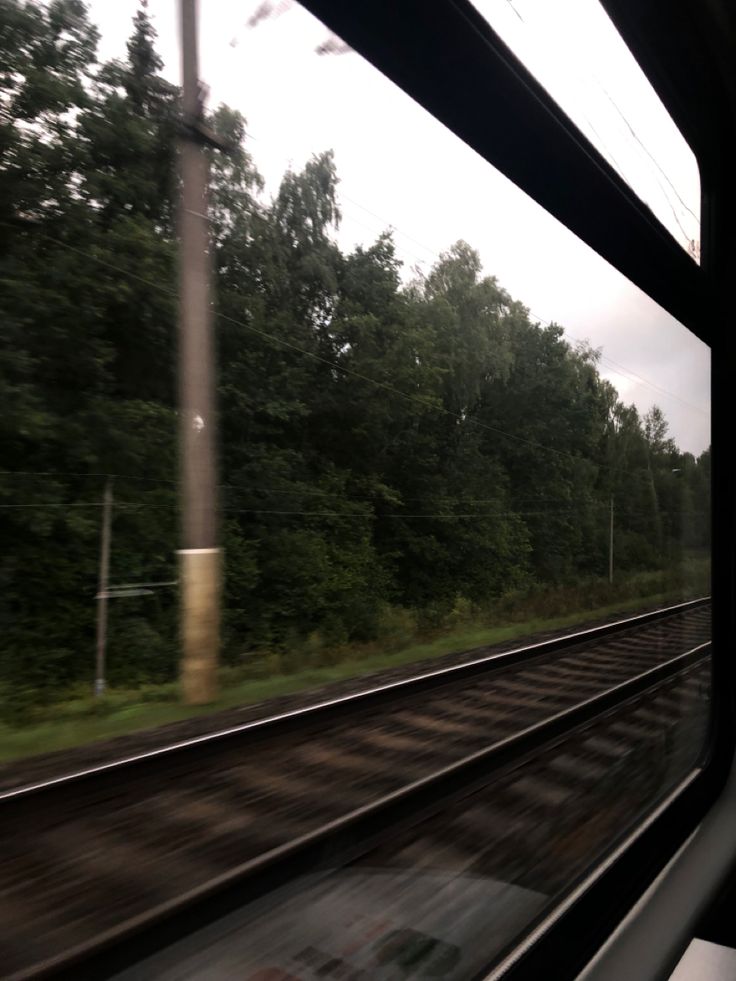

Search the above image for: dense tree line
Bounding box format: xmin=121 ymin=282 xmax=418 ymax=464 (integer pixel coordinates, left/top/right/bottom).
xmin=0 ymin=1 xmax=710 ymax=699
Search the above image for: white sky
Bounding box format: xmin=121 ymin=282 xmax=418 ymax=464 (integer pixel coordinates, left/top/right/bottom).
xmin=89 ymin=0 xmax=710 ymax=455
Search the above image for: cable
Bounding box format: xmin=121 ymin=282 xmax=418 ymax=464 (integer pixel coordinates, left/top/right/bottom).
xmin=339 ymin=207 xmax=431 ymax=269
xmin=282 ymin=180 xmax=706 ymax=418
xmin=338 ymin=202 xmax=708 ymax=419
xmin=504 ymin=0 xmax=524 ymax=23
xmin=223 ymin=510 xmax=560 ymax=518
xmin=495 ymin=2 xmax=698 ymax=245
xmin=0 ymin=470 xmax=178 ymax=485
xmin=3 ymin=220 xmax=707 ymax=480
xmin=0 ymin=502 xmax=176 ymax=509
xmin=340 ymin=193 xmax=441 ymax=260
xmin=496 ymin=1 xmax=698 ymax=231
xmin=594 ymin=82 xmax=699 ymax=224
xmin=531 ymin=314 xmax=709 ymax=418
xmin=0 ymin=471 xmax=711 ymax=511
xmin=215 ymin=126 xmax=705 ymax=415
xmin=340 ymin=194 xmax=707 ymax=420
xmin=578 ymin=113 xmax=631 ymax=190
xmin=5 ymin=222 xmax=635 ymax=477
xmin=0 ymin=500 xmax=708 ymax=520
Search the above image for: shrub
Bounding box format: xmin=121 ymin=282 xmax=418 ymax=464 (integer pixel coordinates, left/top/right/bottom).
xmin=375 ymin=605 xmax=418 ymax=651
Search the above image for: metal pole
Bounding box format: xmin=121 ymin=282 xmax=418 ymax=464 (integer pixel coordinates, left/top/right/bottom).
xmin=178 ymin=0 xmax=220 ymax=704
xmin=609 ymin=494 xmax=614 ymax=585
xmin=95 ymin=478 xmax=113 ymax=696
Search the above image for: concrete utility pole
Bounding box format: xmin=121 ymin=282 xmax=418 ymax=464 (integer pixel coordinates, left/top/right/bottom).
xmin=609 ymin=495 xmax=614 ymax=585
xmin=95 ymin=478 xmax=113 ymax=697
xmin=178 ymin=0 xmax=221 ymax=704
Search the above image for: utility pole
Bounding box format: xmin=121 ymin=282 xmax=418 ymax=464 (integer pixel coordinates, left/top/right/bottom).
xmin=95 ymin=478 xmax=113 ymax=697
xmin=609 ymin=494 xmax=614 ymax=585
xmin=178 ymin=0 xmax=222 ymax=704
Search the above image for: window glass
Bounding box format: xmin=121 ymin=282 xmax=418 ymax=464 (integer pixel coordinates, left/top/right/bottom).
xmin=0 ymin=0 xmax=711 ymax=976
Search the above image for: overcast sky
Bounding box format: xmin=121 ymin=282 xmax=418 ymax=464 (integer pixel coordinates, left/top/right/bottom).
xmin=90 ymin=0 xmax=710 ymax=455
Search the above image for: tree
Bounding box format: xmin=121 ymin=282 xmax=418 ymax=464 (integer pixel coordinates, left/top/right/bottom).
xmin=0 ymin=0 xmax=710 ymax=706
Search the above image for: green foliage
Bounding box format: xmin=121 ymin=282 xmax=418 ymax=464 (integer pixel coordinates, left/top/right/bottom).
xmin=0 ymin=0 xmax=711 ymax=713
xmin=0 ymin=562 xmax=709 ymax=746
xmin=374 ymin=605 xmax=418 ymax=651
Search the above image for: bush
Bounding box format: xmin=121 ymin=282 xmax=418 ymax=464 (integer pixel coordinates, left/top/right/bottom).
xmin=444 ymin=596 xmax=475 ymax=630
xmin=375 ymin=605 xmax=417 ymax=651
xmin=106 ymin=616 xmax=177 ymax=686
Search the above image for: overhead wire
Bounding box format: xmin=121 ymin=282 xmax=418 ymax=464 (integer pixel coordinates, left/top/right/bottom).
xmin=0 ymin=500 xmax=708 ymax=519
xmin=4 ymin=220 xmax=643 ymax=479
xmin=594 ymin=82 xmax=699 ymax=224
xmin=229 ymin=120 xmax=705 ymax=417
xmin=339 ymin=208 xmax=707 ymax=418
xmin=3 ymin=169 xmax=709 ymax=494
xmin=498 ymin=0 xmax=698 ymax=246
xmin=504 ymin=0 xmax=525 ymax=23
xmin=340 ymin=192 xmax=441 ymax=260
xmin=250 ymin=146 xmax=708 ymax=418
xmin=342 ymin=191 xmax=707 ymax=417
xmin=528 ymin=312 xmax=709 ymax=418
xmin=0 ymin=470 xmax=178 ymax=485
xmin=5 ymin=470 xmax=700 ymax=518
xmin=338 ymin=201 xmax=708 ymax=419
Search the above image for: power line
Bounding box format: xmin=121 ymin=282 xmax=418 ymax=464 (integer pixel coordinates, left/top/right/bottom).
xmin=316 ymin=191 xmax=705 ymax=418
xmin=339 ymin=207 xmax=431 ymax=270
xmin=4 ymin=220 xmax=706 ymax=480
xmin=0 ymin=470 xmax=178 ymax=485
xmin=219 ymin=300 xmax=639 ymax=474
xmin=339 ymin=199 xmax=708 ymax=418
xmin=3 ymin=470 xmax=713 ymax=502
xmin=0 ymin=502 xmax=176 ymax=509
xmin=4 ymin=223 xmax=623 ymax=475
xmin=223 ymin=508 xmax=585 ymax=518
xmin=215 ymin=126 xmax=704 ymax=415
xmin=496 ymin=1 xmax=698 ymax=234
xmin=0 ymin=500 xmax=707 ymax=518
xmin=578 ymin=113 xmax=631 ymax=190
xmin=341 ymin=193 xmax=441 ymax=260
xmin=343 ymin=210 xmax=705 ymax=419
xmin=594 ymin=82 xmax=699 ymax=225
xmin=532 ymin=315 xmax=709 ymax=418
xmin=227 ymin=506 xmax=709 ymax=519
xmin=7 ymin=470 xmax=708 ymax=514
xmin=597 ymin=361 xmax=708 ymax=418
xmin=504 ymin=0 xmax=524 ymax=23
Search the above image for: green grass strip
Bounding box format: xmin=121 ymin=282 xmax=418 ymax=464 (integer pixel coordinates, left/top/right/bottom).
xmin=0 ymin=587 xmax=703 ymax=764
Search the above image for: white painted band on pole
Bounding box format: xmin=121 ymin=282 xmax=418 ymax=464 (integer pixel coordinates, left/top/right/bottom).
xmin=177 ymin=548 xmax=221 ymax=555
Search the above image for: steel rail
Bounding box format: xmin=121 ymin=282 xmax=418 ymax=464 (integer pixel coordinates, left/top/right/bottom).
xmin=19 ymin=638 xmax=711 ymax=980
xmin=1 ymin=596 xmax=710 ymax=805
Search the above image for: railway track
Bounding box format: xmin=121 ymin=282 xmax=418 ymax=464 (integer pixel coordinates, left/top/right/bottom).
xmin=0 ymin=598 xmax=711 ymax=978
xmin=117 ymin=659 xmax=710 ymax=981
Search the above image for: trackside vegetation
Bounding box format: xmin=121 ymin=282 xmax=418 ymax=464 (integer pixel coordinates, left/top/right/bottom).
xmin=0 ymin=558 xmax=711 ymax=760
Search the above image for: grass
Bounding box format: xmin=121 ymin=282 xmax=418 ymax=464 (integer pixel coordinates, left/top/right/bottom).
xmin=0 ymin=582 xmax=707 ymax=765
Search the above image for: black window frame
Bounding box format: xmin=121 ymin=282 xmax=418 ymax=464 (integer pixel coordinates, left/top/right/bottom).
xmin=294 ymin=1 xmax=736 ymax=976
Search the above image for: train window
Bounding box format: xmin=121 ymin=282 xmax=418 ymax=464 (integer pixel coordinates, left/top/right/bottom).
xmin=0 ymin=0 xmax=716 ymax=978
xmin=468 ymin=0 xmax=701 ymax=259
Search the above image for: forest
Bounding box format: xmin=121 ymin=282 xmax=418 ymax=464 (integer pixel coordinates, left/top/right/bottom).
xmin=0 ymin=0 xmax=710 ymax=709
